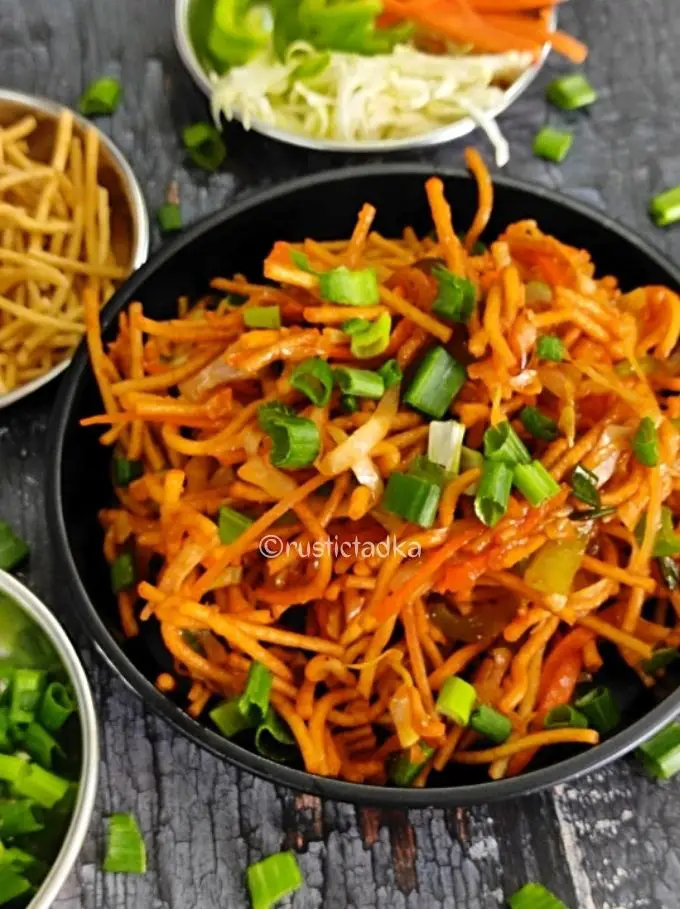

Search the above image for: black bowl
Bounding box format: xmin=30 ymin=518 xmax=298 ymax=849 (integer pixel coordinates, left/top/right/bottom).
xmin=47 ymin=165 xmax=680 ymax=806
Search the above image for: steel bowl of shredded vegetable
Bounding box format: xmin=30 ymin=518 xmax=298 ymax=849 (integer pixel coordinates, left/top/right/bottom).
xmin=0 ymin=568 xmax=98 ymax=909
xmin=174 ymin=0 xmax=583 ymax=162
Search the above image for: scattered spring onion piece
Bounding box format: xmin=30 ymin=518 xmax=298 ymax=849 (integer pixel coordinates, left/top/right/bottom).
xmin=111 ymin=552 xmax=136 ymax=595
xmin=254 ymin=707 xmax=296 ymax=762
xmin=182 ymin=122 xmax=226 ymax=172
xmin=513 ymin=460 xmax=560 ymax=507
xmin=238 ymin=662 xmax=273 ymax=725
xmin=404 ymin=347 xmax=466 ymax=419
xmin=290 ymin=357 xmax=333 ymax=406
xmin=571 ymin=505 xmax=616 ymax=521
xmin=156 ymin=202 xmax=183 ymax=233
xmin=210 ymin=698 xmax=254 ymax=737
xmin=475 ymin=460 xmax=512 ymax=527
xmin=469 ymin=705 xmax=511 ymax=744
xmin=257 ymin=402 xmax=296 ymax=433
xmin=637 ymin=722 xmax=680 ymax=780
xmin=649 ymin=186 xmax=680 ymax=228
xmin=10 ymin=669 xmax=46 ymax=727
xmin=659 ymin=556 xmax=680 ymax=591
xmin=289 ymin=249 xmax=316 ymax=273
xmin=103 ymin=813 xmax=147 ymax=874
xmin=382 ymin=471 xmax=441 ymax=529
xmin=218 ymin=506 xmax=253 ymax=544
xmin=508 ymin=882 xmax=569 ymax=909
xmin=574 ymin=686 xmax=620 ymax=734
xmin=520 ymin=406 xmax=559 ymax=442
xmin=349 ymin=313 xmax=391 ymax=358
xmin=431 ymin=265 xmax=476 ymax=324
xmin=318 ymin=266 xmax=379 ymax=306
xmin=0 ymin=521 xmax=29 ymax=571
xmin=246 ymin=851 xmax=303 ymax=909
xmin=341 ymin=318 xmax=370 ymax=336
xmin=112 ymin=456 xmax=143 ymax=487
xmin=340 ymin=394 xmax=358 ymax=413
xmin=377 ymin=359 xmax=402 ymax=389
xmin=484 ymin=421 xmax=531 ymax=466
xmin=263 ymin=414 xmax=320 ymax=469
xmin=546 ymin=73 xmax=598 ymax=110
xmin=532 ymin=127 xmax=573 ymax=164
xmin=641 ymin=647 xmax=680 ymax=675
xmin=436 ymin=676 xmax=476 ymax=725
xmin=536 ymin=334 xmax=566 ymax=362
xmin=544 ymin=705 xmax=588 ymax=729
xmin=333 ymin=366 xmax=384 ymax=399
xmin=632 ymin=416 xmax=659 ymax=467
xmin=244 ymin=306 xmax=281 ymax=329
xmin=460 ymin=447 xmax=484 ymax=494
xmin=525 ymin=280 xmax=552 ymax=304
xmin=428 ymin=420 xmax=465 ymax=474
xmin=636 ymin=506 xmax=680 ymax=557
xmin=570 ymin=464 xmax=600 ymax=508
xmin=79 ymin=77 xmax=122 ymax=116
xmin=388 ymin=741 xmax=434 ymax=787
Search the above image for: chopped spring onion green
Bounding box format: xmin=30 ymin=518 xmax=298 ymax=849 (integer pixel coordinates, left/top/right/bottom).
xmin=10 ymin=669 xmax=46 ymax=727
xmin=649 ymin=186 xmax=680 ymax=228
xmin=218 ymin=506 xmax=253 ymax=544
xmin=532 ymin=127 xmax=573 ymax=164
xmin=243 ymin=306 xmax=281 ymax=329
xmin=0 ymin=867 xmax=32 ymax=904
xmin=474 ymin=460 xmax=513 ymax=527
xmin=318 ymin=266 xmax=379 ymax=306
xmin=546 ymin=73 xmax=598 ymax=110
xmin=431 ymin=265 xmax=476 ymax=324
xmin=264 ymin=414 xmax=320 ymax=469
xmin=0 ymin=800 xmax=43 ymax=836
xmin=257 ymin=402 xmax=296 ymax=433
xmin=156 ymin=202 xmax=182 ymax=233
xmin=637 ymin=722 xmax=680 ymax=779
xmin=574 ymin=686 xmax=620 ymax=734
xmin=210 ymin=698 xmax=254 ymax=737
xmin=340 ymin=394 xmax=358 ymax=413
xmin=289 ymin=249 xmax=316 ymax=273
xmin=571 ymin=505 xmax=616 ymax=521
xmin=659 ymin=556 xmax=680 ymax=591
xmin=388 ymin=741 xmax=435 ymax=787
xmin=404 ymin=347 xmax=466 ymax=419
xmin=377 ymin=358 xmax=402 ymax=390
xmin=111 ymin=552 xmax=136 ymax=595
xmin=333 ymin=366 xmax=384 ymax=399
xmin=641 ymin=647 xmax=680 ymax=675
xmin=407 ymin=455 xmax=446 ymax=487
xmin=182 ymin=122 xmax=226 ymax=172
xmin=22 ymin=722 xmax=63 ymax=769
xmin=38 ymin=682 xmax=77 ymax=733
xmin=469 ymin=705 xmax=511 ymax=744
xmin=13 ymin=763 xmax=70 ymax=809
xmin=349 ymin=313 xmax=391 ymax=358
xmin=636 ymin=506 xmax=680 ymax=557
xmin=341 ymin=317 xmax=370 ymax=336
xmin=238 ymin=662 xmax=273 ymax=725
xmin=508 ymin=882 xmax=569 ymax=909
xmin=382 ymin=471 xmax=442 ymax=529
xmin=246 ymin=851 xmax=303 ymax=909
xmin=520 ymin=406 xmax=559 ymax=442
xmin=0 ymin=754 xmax=28 ymax=783
xmin=570 ymin=464 xmax=600 ymax=508
xmin=428 ymin=420 xmax=465 ymax=474
xmin=290 ymin=357 xmax=334 ymax=406
xmin=544 ymin=705 xmax=588 ymax=729
xmin=513 ymin=460 xmax=560 ymax=507
xmin=0 ymin=521 xmax=29 ymax=571
xmin=525 ymin=280 xmax=552 ymax=304
xmin=79 ymin=77 xmax=122 ymax=116
xmin=460 ymin=447 xmax=484 ymax=493
xmin=112 ymin=456 xmax=143 ymax=487
xmin=0 ymin=707 xmax=11 ymax=751
xmin=254 ymin=707 xmax=296 ymax=762
xmin=483 ymin=421 xmax=531 ymax=466
xmin=632 ymin=416 xmax=659 ymax=467
xmin=436 ymin=676 xmax=476 ymax=725
xmin=103 ymin=813 xmax=147 ymax=874
xmin=536 ymin=334 xmax=566 ymax=362
xmin=292 ymin=51 xmax=331 ymax=80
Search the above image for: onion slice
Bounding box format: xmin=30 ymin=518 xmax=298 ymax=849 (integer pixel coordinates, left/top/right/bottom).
xmin=318 ymin=385 xmax=399 ymax=476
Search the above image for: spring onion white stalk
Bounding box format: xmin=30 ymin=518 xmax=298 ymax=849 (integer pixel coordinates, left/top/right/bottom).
xmin=428 ymin=420 xmax=465 ymax=474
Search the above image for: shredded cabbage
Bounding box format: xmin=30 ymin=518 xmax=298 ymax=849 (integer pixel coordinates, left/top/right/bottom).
xmin=210 ymin=43 xmax=532 ymax=165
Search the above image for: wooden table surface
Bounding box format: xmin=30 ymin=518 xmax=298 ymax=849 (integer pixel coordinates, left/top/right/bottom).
xmin=2 ymin=0 xmax=680 ymax=906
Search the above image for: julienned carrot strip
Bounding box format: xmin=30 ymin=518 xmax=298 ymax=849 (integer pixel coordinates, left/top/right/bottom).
xmin=452 ymin=728 xmax=599 ymax=763
xmin=471 ymin=0 xmax=562 ymax=9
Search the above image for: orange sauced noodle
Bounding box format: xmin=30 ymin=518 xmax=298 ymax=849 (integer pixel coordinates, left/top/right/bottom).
xmin=82 ymin=152 xmax=680 ymax=787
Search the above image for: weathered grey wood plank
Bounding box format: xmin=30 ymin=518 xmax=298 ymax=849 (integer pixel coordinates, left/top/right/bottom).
xmin=2 ymin=0 xmax=680 ymax=906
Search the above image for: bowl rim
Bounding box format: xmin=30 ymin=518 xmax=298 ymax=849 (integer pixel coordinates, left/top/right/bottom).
xmin=47 ymin=163 xmax=680 ymax=807
xmin=173 ymin=0 xmax=554 ymax=154
xmin=0 ymin=569 xmax=99 ymax=908
xmin=0 ymin=87 xmax=150 ymax=412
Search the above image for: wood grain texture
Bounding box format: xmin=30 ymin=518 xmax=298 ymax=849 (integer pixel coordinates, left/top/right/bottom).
xmin=1 ymin=0 xmax=680 ymax=906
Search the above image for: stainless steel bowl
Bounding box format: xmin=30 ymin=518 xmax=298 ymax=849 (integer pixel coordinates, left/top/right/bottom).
xmin=174 ymin=0 xmax=554 ymax=154
xmin=0 ymin=569 xmax=99 ymax=909
xmin=0 ymin=88 xmax=150 ymax=411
